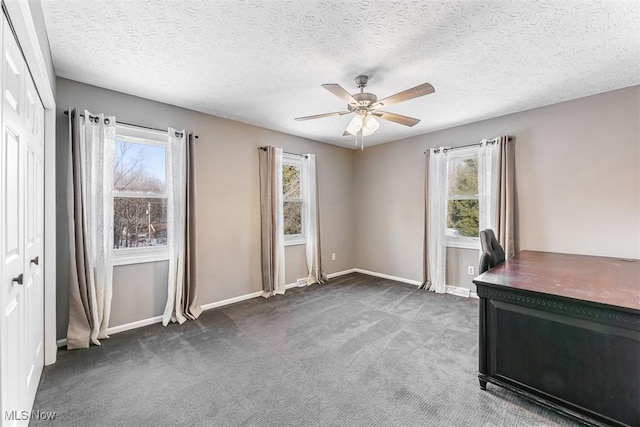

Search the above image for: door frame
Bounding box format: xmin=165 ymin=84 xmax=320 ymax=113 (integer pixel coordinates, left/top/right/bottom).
xmin=3 ymin=0 xmax=57 ymax=365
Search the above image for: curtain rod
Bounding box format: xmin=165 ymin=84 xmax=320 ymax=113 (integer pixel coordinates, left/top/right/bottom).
xmin=258 ymin=146 xmax=308 ymax=158
xmin=63 ymin=110 xmax=199 ymax=139
xmin=424 ymin=136 xmax=512 ymax=155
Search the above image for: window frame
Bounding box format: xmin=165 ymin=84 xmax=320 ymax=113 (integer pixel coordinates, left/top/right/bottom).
xmin=282 ymin=154 xmax=305 ymax=246
xmin=445 ymin=149 xmax=480 ymax=250
xmin=112 ymin=124 xmax=170 ymax=266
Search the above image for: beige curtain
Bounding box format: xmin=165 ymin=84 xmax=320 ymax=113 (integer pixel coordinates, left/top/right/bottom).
xmin=259 ymin=146 xmax=285 ymax=296
xmin=479 ymin=135 xmax=516 ymax=259
xmin=67 ymin=108 xmax=115 ymax=349
xmin=183 ymin=133 xmax=202 ymax=319
xmin=163 ymin=131 xmax=202 ymax=325
xmin=496 ymin=136 xmax=516 ymax=258
xmin=67 ymin=108 xmax=93 ymax=349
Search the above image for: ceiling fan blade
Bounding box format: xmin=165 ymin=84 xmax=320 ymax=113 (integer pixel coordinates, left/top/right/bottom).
xmin=321 ymin=84 xmax=359 ymax=105
xmin=371 ymin=83 xmax=435 ymax=108
xmin=294 ymin=111 xmax=351 ymax=121
xmin=373 ymin=111 xmax=421 ymax=127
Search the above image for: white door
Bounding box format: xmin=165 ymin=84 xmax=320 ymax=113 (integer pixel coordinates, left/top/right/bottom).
xmin=1 ymin=13 xmax=26 ymax=425
xmin=23 ymin=68 xmax=45 ymax=407
xmin=0 ymin=13 xmax=45 ymax=426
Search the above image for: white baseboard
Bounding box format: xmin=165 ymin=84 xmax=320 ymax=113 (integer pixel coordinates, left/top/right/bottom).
xmin=108 ymin=315 xmax=164 ymax=335
xmin=352 ymin=268 xmax=422 ymax=286
xmin=200 ymin=290 xmax=264 ymax=311
xmin=326 ymin=268 xmax=356 ymax=279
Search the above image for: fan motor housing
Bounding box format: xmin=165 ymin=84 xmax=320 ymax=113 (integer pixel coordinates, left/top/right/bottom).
xmin=348 ymin=92 xmax=377 ymax=111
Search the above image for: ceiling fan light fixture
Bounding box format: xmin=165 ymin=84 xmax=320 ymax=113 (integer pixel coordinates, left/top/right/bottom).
xmin=362 ymin=115 xmax=379 ymax=136
xmin=345 ymin=114 xmax=363 ymax=135
xmin=295 ymin=75 xmax=434 ymax=148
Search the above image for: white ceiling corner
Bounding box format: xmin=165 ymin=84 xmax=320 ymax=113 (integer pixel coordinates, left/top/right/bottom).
xmin=41 ymin=0 xmax=640 ymax=149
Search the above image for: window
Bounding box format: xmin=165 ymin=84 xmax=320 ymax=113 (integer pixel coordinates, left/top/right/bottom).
xmin=112 ymin=125 xmax=170 ymax=265
xmin=283 ymin=155 xmax=305 ymax=245
xmin=446 ymin=152 xmax=479 ymax=248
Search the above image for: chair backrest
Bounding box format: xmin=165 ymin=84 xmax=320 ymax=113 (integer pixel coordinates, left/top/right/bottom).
xmin=479 ymin=229 xmax=506 ymax=274
xmin=479 ymin=252 xmax=492 ymax=275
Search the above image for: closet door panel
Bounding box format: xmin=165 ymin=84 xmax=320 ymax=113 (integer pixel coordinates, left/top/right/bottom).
xmin=23 ymin=74 xmax=44 ymax=405
xmin=2 ymin=22 xmax=21 ymax=124
xmin=1 ymin=126 xmax=24 ymax=425
xmin=1 ymin=14 xmax=34 ymax=425
xmin=3 ymin=128 xmax=20 ymax=258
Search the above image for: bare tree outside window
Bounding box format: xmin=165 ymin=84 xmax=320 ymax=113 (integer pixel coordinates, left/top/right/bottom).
xmin=113 ymin=139 xmax=168 ymax=249
xmin=114 ymin=198 xmax=167 ymax=248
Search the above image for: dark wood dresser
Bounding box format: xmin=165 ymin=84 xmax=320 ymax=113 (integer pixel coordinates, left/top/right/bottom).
xmin=473 ymin=251 xmax=640 ymax=427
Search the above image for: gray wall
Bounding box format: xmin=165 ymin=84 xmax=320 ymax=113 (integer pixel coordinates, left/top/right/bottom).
xmin=56 ymin=78 xmax=355 ymax=339
xmin=446 ymin=248 xmax=479 ymax=291
xmin=354 ymin=86 xmax=640 ymax=283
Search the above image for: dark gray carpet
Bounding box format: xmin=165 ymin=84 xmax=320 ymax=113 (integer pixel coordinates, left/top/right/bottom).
xmin=33 ymin=273 xmax=581 ymax=426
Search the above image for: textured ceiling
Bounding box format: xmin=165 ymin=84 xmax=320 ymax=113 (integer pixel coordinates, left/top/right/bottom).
xmin=41 ymin=0 xmax=640 ymax=148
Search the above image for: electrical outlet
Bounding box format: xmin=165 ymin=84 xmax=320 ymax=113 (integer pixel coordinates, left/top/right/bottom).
xmin=331 ymin=253 xmax=336 ymax=261
xmin=468 ymin=266 xmax=475 ymax=275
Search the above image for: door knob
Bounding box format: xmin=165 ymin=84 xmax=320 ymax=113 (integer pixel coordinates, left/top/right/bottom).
xmin=30 ymin=256 xmax=39 ymax=265
xmin=12 ymin=274 xmax=23 ymax=285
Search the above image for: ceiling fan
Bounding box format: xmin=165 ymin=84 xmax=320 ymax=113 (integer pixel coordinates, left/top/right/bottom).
xmin=294 ymin=75 xmax=435 ymax=148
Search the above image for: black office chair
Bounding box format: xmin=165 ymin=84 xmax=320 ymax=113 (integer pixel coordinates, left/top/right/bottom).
xmin=479 ymin=229 xmax=506 ymax=274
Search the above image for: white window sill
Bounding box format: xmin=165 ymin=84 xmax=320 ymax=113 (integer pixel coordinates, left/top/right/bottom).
xmin=112 ymin=247 xmax=170 ymax=266
xmin=284 ymin=238 xmax=306 ymax=247
xmin=446 ymin=239 xmax=480 ymax=250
